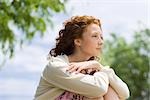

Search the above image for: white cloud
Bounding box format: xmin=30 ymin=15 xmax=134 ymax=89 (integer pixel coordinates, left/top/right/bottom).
xmin=68 ymin=0 xmax=148 ymax=39
xmin=49 ymin=0 xmax=148 ymax=40
xmin=4 ymin=44 xmax=47 ymax=73
xmin=0 ymin=78 xmax=38 ymax=99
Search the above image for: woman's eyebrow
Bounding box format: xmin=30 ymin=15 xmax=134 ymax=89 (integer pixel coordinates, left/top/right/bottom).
xmin=93 ymin=32 xmax=102 ymax=35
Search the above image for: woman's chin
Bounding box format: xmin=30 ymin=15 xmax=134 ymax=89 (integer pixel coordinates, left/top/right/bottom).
xmin=97 ymin=52 xmax=102 ymax=57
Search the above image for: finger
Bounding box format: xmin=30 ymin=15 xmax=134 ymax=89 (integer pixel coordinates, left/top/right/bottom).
xmin=80 ymin=70 xmax=86 ymax=74
xmin=96 ymin=69 xmax=99 ymax=72
xmin=68 ymin=65 xmax=78 ymax=73
xmin=92 ymin=68 xmax=99 ymax=72
xmin=67 ymin=64 xmax=75 ymax=71
xmin=87 ymin=68 xmax=93 ymax=74
xmin=76 ymin=67 xmax=84 ymax=73
xmin=68 ymin=63 xmax=74 ymax=66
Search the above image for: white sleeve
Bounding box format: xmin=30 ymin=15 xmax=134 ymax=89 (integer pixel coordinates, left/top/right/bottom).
xmin=101 ymin=67 xmax=130 ymax=99
xmin=42 ymin=59 xmax=109 ymax=98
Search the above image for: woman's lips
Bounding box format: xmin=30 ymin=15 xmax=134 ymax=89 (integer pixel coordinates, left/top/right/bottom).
xmin=96 ymin=46 xmax=103 ymax=50
xmin=96 ymin=48 xmax=101 ymax=50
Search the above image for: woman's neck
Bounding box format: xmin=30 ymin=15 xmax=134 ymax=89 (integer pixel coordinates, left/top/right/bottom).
xmin=68 ymin=53 xmax=91 ymax=62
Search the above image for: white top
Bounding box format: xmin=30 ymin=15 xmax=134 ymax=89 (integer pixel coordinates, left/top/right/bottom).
xmin=34 ymin=55 xmax=130 ymax=100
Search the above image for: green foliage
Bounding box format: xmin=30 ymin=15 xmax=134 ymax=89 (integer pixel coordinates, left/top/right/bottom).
xmin=0 ymin=0 xmax=66 ymax=62
xmin=101 ymin=28 xmax=150 ymax=99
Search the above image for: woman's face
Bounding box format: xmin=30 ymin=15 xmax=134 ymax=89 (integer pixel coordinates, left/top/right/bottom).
xmin=78 ymin=24 xmax=104 ymax=57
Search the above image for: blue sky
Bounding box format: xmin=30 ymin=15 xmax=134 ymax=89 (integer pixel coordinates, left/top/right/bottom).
xmin=0 ymin=0 xmax=149 ymax=100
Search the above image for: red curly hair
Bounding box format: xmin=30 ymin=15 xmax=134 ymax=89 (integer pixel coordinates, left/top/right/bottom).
xmin=49 ymin=15 xmax=101 ymax=57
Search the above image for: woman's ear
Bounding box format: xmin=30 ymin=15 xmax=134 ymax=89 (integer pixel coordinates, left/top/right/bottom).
xmin=74 ymin=39 xmax=81 ymax=46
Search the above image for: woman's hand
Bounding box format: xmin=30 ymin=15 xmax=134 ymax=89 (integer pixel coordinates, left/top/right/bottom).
xmin=67 ymin=61 xmax=103 ymax=74
xmin=80 ymin=68 xmax=98 ymax=75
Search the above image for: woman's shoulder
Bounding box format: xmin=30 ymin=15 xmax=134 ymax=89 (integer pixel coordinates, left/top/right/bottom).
xmin=46 ymin=54 xmax=69 ymax=68
xmin=47 ymin=54 xmax=68 ymax=62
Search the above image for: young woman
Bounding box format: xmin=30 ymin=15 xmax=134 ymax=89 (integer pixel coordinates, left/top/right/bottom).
xmin=34 ymin=15 xmax=130 ymax=100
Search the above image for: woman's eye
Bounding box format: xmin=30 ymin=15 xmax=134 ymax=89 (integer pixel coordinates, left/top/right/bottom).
xmin=92 ymin=35 xmax=98 ymax=37
xmin=92 ymin=35 xmax=103 ymax=40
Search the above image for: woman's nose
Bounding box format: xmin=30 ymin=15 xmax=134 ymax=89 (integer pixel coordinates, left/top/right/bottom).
xmin=98 ymin=36 xmax=104 ymax=45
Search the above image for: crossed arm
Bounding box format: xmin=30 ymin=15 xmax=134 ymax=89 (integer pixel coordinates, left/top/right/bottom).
xmin=44 ymin=57 xmax=129 ymax=99
xmin=67 ymin=60 xmax=127 ymax=100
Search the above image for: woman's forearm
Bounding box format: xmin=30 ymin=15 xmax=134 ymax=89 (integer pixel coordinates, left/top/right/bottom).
xmin=104 ymin=86 xmax=120 ymax=100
